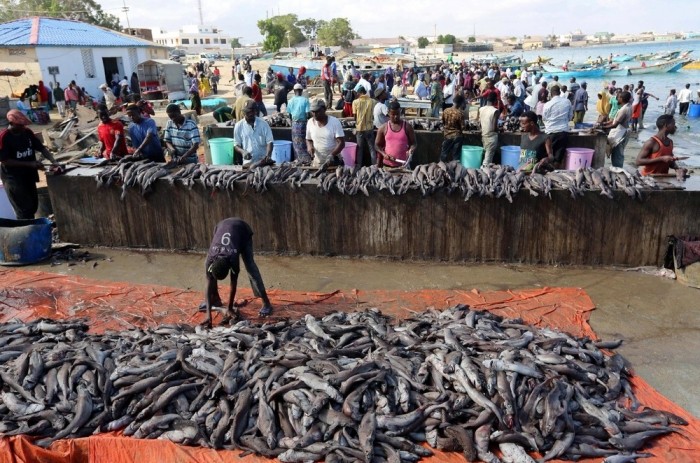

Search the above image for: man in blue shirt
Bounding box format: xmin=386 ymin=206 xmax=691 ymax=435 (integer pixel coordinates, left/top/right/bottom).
xmin=286 ymin=84 xmax=311 ymax=163
xmin=123 ymin=103 xmax=164 ymax=162
xmin=164 ymin=104 xmax=200 ymax=164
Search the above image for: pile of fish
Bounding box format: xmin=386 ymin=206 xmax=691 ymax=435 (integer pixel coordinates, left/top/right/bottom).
xmin=0 ymin=307 xmax=686 ymax=462
xmin=93 ymin=160 xmax=659 ymax=202
xmin=264 ymin=113 xmax=292 ymax=128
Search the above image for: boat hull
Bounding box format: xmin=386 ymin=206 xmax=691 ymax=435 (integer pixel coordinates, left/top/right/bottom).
xmin=605 ymin=59 xmax=690 ymax=76
xmin=541 ymin=67 xmax=606 ymax=79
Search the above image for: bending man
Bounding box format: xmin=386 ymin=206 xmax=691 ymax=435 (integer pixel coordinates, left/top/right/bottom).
xmin=203 ymin=217 xmax=273 ymax=327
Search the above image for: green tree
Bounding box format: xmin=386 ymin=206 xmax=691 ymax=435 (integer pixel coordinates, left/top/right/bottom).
xmin=0 ymin=0 xmax=120 ymax=30
xmin=230 ymin=38 xmax=242 ymax=48
xmin=437 ymin=34 xmax=456 ymax=44
xmin=467 ymin=36 xmax=476 ymax=43
xmin=417 ymin=36 xmax=430 ymax=48
xmin=316 ymin=18 xmax=358 ymax=47
xmin=257 ymin=14 xmax=305 ymax=51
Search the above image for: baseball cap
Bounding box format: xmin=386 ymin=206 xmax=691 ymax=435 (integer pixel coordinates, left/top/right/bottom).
xmin=293 ymin=83 xmax=303 ymax=90
xmin=310 ymin=98 xmax=326 ymax=111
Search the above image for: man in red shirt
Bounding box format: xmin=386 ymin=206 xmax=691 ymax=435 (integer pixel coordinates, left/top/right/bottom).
xmin=96 ymin=107 xmax=127 ymax=159
xmin=251 ymin=73 xmax=266 ymax=116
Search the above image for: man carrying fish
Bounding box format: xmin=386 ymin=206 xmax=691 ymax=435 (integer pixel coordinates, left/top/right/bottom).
xmin=635 ymin=114 xmax=688 ymax=179
xmin=202 ymin=217 xmax=273 ymax=326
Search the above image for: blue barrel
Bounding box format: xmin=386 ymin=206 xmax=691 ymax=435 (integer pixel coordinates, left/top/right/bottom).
xmin=689 ymin=104 xmax=700 ymax=118
xmin=500 ymin=145 xmax=521 ymax=168
xmin=0 ymin=218 xmax=53 ymax=266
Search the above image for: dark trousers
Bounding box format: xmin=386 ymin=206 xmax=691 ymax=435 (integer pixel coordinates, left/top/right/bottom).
xmin=356 ymin=130 xmax=376 ymax=166
xmin=441 ymin=136 xmax=463 ymax=162
xmin=548 ymin=131 xmax=569 ymax=167
xmin=254 ymin=101 xmax=267 ymax=117
xmin=2 ymin=176 xmax=38 ymax=220
xmin=323 ymin=80 xmax=333 ymax=108
xmin=679 ymin=102 xmax=689 ymax=116
xmin=240 ymin=237 xmax=270 ymax=303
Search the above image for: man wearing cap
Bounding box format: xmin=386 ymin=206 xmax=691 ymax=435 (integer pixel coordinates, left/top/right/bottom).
xmin=274 ymin=73 xmax=294 ymax=113
xmin=234 ymin=86 xmax=253 ymax=122
xmin=202 ymin=217 xmax=273 ymax=327
xmin=373 ymin=86 xmax=389 ymax=129
xmin=123 ymin=103 xmax=165 ymax=162
xmin=286 ymin=83 xmax=311 ymax=163
xmin=164 ymin=104 xmax=201 ymax=165
xmin=352 ymin=86 xmax=377 ymax=166
xmin=0 ymin=110 xmax=59 ymax=219
xmin=306 ymin=98 xmax=345 ymax=167
xmin=234 ymin=100 xmax=273 ymax=164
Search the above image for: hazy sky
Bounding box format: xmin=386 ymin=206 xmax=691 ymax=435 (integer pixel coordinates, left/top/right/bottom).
xmin=99 ymin=0 xmax=698 ymax=44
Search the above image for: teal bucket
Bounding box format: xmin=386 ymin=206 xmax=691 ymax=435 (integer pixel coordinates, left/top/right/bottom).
xmin=209 ymin=137 xmax=235 ymax=165
xmin=0 ymin=217 xmax=52 ymax=266
xmin=272 ymin=140 xmax=293 ymax=163
xmin=500 ymin=145 xmax=521 ymax=168
xmin=460 ymin=145 xmax=484 ymax=168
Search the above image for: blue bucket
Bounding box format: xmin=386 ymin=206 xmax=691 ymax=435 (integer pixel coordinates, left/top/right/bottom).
xmin=460 ymin=145 xmax=484 ymax=168
xmin=500 ymin=145 xmax=521 ymax=168
xmin=689 ymin=104 xmax=700 ymax=118
xmin=0 ymin=217 xmax=53 ymax=266
xmin=272 ymin=140 xmax=293 ymax=163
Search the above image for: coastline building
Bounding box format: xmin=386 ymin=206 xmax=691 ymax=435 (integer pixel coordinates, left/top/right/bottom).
xmin=0 ymin=17 xmax=168 ymax=98
xmin=152 ymin=25 xmax=232 ymax=54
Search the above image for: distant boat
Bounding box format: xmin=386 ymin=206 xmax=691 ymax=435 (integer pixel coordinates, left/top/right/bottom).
xmin=684 ymin=60 xmax=700 ymax=70
xmin=268 ymin=58 xmax=388 ymax=78
xmin=612 ymin=54 xmax=634 ymax=63
xmin=604 ymin=58 xmax=691 ymax=76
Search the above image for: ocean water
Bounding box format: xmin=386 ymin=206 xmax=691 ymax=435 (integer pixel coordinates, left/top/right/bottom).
xmin=504 ymin=40 xmax=700 ymax=166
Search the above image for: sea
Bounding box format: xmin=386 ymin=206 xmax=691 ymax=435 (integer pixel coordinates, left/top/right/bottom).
xmin=497 ymin=40 xmax=700 ymax=166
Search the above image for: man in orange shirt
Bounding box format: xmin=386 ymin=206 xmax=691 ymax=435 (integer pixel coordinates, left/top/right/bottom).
xmin=96 ymin=106 xmax=127 ymax=159
xmin=636 ymin=114 xmax=687 ymax=179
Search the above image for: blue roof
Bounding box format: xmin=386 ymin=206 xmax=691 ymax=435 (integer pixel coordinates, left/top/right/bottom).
xmin=0 ymin=17 xmax=161 ymax=47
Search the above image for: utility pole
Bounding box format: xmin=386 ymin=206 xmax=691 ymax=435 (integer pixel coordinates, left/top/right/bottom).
xmin=121 ymin=0 xmax=130 ymax=30
xmin=197 ymin=0 xmax=203 ymax=26
xmin=434 ymin=24 xmax=436 ymax=58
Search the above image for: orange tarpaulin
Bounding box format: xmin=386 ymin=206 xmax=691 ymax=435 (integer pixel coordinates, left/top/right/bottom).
xmin=0 ymin=269 xmax=698 ymax=463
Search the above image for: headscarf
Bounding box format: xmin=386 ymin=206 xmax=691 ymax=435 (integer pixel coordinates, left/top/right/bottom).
xmin=7 ymin=109 xmax=31 ymax=126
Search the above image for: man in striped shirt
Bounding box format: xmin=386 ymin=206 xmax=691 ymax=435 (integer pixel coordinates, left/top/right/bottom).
xmin=164 ymin=103 xmax=200 ymax=164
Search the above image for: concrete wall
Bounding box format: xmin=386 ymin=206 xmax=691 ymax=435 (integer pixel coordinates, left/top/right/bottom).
xmin=46 ymin=171 xmax=700 ymax=267
xmin=0 ymin=47 xmax=41 ymax=97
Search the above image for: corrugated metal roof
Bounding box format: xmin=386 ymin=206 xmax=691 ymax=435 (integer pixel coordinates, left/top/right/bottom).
xmin=0 ymin=17 xmax=164 ymax=48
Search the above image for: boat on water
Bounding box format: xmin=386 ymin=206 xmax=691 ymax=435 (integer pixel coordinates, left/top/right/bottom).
xmin=684 ymin=60 xmax=700 ymax=70
xmin=612 ymin=54 xmax=634 ymax=63
xmin=267 ymin=57 xmax=390 ymax=79
xmin=604 ymin=58 xmax=691 ymax=76
xmin=540 ymin=64 xmax=606 ymax=79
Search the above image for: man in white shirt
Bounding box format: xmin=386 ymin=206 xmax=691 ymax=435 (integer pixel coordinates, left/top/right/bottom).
xmin=233 ymin=100 xmax=274 ymax=164
xmin=354 ymin=73 xmax=371 ymax=95
xmin=542 ymin=85 xmax=572 ymax=168
xmin=305 ymin=98 xmax=346 ymax=167
xmin=678 ymin=83 xmax=692 ymax=116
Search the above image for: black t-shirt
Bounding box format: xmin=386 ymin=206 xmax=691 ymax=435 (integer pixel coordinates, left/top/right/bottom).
xmin=205 ymin=218 xmax=253 ymax=275
xmin=0 ymin=128 xmax=44 ymax=182
xmin=274 ymin=81 xmax=293 ymax=106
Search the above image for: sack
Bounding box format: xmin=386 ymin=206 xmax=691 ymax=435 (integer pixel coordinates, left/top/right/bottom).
xmin=607 ymin=126 xmax=627 ymax=148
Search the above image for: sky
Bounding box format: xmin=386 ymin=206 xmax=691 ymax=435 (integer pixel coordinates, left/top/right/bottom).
xmin=98 ymin=0 xmax=699 ymax=45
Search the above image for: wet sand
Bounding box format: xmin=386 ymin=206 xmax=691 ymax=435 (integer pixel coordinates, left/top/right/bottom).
xmin=31 ymin=249 xmax=700 ymax=418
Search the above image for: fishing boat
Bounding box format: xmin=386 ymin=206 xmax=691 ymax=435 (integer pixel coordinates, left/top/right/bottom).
xmin=612 ymin=54 xmax=634 ymax=63
xmin=540 ymin=64 xmax=606 ymax=79
xmin=268 ymin=57 xmax=388 ymax=78
xmin=684 ymin=60 xmax=700 ymax=70
xmin=604 ymin=58 xmax=691 ymax=76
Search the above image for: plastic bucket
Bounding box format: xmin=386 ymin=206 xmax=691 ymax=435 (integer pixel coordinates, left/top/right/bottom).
xmin=272 ymin=140 xmax=293 ymax=163
xmin=565 ymin=148 xmax=595 ymax=170
xmin=460 ymin=145 xmax=484 ymax=168
xmin=0 ymin=217 xmax=52 ymax=266
xmin=0 ymin=182 xmax=16 ymax=219
xmin=500 ymin=145 xmax=521 ymax=168
xmin=209 ymin=137 xmax=235 ymax=165
xmin=689 ymin=104 xmax=700 ymax=118
xmin=341 ymin=142 xmax=357 ymax=167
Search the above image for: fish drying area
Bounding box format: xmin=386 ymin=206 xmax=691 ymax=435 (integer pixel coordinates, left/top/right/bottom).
xmin=2 ymin=128 xmax=700 ymax=461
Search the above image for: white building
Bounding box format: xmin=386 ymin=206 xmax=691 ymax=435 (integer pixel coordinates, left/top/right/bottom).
xmin=152 ymin=25 xmax=232 ymax=53
xmin=0 ymin=17 xmax=168 ymax=98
